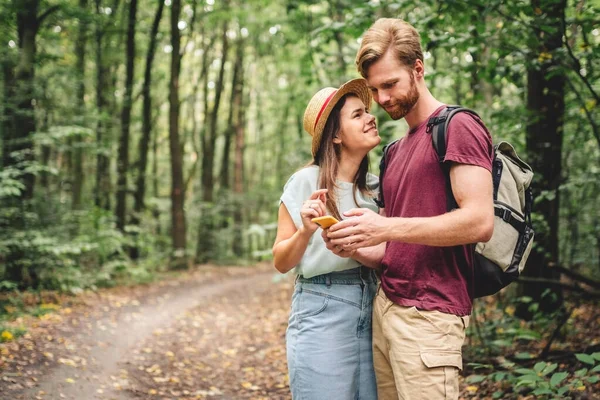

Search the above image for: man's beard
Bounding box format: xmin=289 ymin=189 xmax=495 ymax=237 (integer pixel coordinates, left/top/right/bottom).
xmin=386 ymin=77 xmax=420 ymax=120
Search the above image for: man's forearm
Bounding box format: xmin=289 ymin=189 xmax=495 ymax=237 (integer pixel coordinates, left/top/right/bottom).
xmin=384 ymin=207 xmax=493 ymax=247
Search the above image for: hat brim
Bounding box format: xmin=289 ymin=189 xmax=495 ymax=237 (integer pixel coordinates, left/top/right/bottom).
xmin=311 ymin=78 xmax=373 ymax=156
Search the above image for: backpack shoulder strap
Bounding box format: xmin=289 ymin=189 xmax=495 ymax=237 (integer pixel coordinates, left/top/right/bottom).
xmin=374 ymin=139 xmax=400 ymax=209
xmin=427 ymin=105 xmax=481 ymax=211
xmin=427 ymin=105 xmax=481 ymax=162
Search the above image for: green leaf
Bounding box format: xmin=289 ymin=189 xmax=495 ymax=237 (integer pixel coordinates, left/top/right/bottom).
xmin=492 ymin=391 xmax=504 ymax=399
xmin=550 ymin=372 xmax=568 ymax=387
xmin=576 ymin=353 xmax=596 ymax=365
xmin=517 ymin=296 xmax=533 ymax=303
xmin=515 ymin=375 xmax=542 ymax=387
xmin=592 ymin=352 xmax=600 ymax=361
xmin=515 ymin=368 xmax=536 ymax=375
xmin=466 ymin=374 xmax=486 ymax=383
xmin=515 ymin=352 xmax=534 ymax=360
xmin=591 ymin=365 xmax=600 ymax=373
xmin=587 ymin=376 xmax=599 ymax=384
xmin=491 ymin=339 xmax=512 ymax=347
xmin=541 ymin=363 xmax=558 ymax=376
xmin=467 ymin=362 xmax=493 ymax=370
xmin=532 ymin=388 xmax=553 ymax=395
xmin=557 ymin=386 xmax=570 ymax=395
xmin=493 ymin=372 xmax=507 ymax=382
xmin=534 ymin=362 xmax=547 ymax=373
xmin=575 ymin=368 xmax=588 ymax=377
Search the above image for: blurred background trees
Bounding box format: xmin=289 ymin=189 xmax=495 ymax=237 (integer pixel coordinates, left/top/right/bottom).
xmin=0 ymin=0 xmax=598 ymax=312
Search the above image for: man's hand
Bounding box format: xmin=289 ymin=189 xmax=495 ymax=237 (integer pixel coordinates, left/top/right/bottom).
xmin=326 ymin=208 xmax=389 ymax=251
xmin=321 ymin=229 xmax=356 ymax=258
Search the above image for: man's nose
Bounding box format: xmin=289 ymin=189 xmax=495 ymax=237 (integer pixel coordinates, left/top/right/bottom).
xmin=377 ymin=90 xmax=391 ymax=105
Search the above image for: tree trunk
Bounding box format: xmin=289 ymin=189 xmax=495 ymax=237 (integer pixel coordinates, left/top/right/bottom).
xmin=196 ymin=22 xmax=229 ymax=263
xmin=220 ymin=37 xmax=243 ymax=191
xmin=169 ymin=0 xmax=187 ymax=267
xmin=11 ymin=0 xmax=40 ymax=200
xmin=276 ymin=101 xmax=291 ymax=189
xmin=115 ymin=0 xmax=137 ymax=231
xmin=201 ymin=23 xmax=229 ymax=204
xmin=328 ymin=0 xmax=346 ymax=78
xmin=94 ymin=0 xmax=112 ymax=210
xmin=232 ymin=47 xmax=246 ymax=257
xmin=453 ymin=63 xmax=463 ymax=106
xmin=130 ymin=0 xmax=164 ymax=259
xmin=519 ymin=0 xmax=566 ymax=317
xmin=152 ymin=108 xmax=160 ymax=235
xmin=72 ymin=0 xmax=87 ymax=210
xmin=1 ymin=60 xmax=15 ymax=171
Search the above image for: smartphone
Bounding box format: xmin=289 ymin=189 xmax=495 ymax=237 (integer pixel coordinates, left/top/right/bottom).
xmin=311 ymin=215 xmax=339 ymax=229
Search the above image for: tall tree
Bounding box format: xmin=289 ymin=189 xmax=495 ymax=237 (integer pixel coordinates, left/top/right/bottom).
xmin=327 ymin=0 xmax=346 ymax=78
xmin=519 ymin=0 xmax=567 ymax=315
xmin=232 ymin=46 xmax=246 ymax=257
xmin=94 ymin=0 xmax=118 ymax=210
xmin=5 ymin=0 xmax=58 ymax=199
xmin=72 ymin=0 xmax=88 ymax=210
xmin=220 ymin=35 xmax=244 ymax=191
xmin=196 ymin=21 xmax=229 ymax=262
xmin=2 ymin=54 xmax=16 ymax=172
xmin=115 ymin=0 xmax=137 ymax=231
xmin=131 ymin=0 xmax=164 ymax=258
xmin=169 ymin=0 xmax=187 ymax=267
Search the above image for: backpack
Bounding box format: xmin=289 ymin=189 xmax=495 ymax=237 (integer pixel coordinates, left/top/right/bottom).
xmin=375 ymin=106 xmax=535 ymax=298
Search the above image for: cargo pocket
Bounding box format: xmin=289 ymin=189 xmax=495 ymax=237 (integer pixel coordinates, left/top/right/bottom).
xmin=420 ymin=350 xmax=462 ymax=400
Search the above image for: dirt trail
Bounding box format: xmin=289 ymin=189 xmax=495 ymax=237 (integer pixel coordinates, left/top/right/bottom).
xmin=2 ymin=266 xmax=280 ymax=400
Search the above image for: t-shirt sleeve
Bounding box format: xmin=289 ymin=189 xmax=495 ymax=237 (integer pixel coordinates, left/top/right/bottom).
xmin=443 ymin=112 xmax=494 ymax=172
xmin=280 ymin=168 xmax=317 ymax=228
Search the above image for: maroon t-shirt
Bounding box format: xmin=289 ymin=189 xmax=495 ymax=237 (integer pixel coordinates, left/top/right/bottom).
xmin=381 ymin=106 xmax=493 ymax=316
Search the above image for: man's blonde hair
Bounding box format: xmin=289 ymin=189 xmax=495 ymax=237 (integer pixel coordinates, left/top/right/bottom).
xmin=356 ymin=18 xmax=423 ymax=78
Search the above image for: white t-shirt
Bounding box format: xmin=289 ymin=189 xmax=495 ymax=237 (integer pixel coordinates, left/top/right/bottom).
xmin=280 ymin=165 xmax=379 ymax=278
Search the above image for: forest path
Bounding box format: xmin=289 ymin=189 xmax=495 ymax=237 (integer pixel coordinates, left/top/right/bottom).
xmin=1 ymin=264 xmax=290 ymax=400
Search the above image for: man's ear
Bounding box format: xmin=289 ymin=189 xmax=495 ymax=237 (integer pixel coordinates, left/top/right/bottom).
xmin=414 ymin=59 xmax=425 ymax=80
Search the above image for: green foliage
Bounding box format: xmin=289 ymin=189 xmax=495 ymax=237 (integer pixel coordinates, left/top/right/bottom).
xmin=0 ymin=197 xmax=170 ymax=292
xmin=467 ymin=355 xmax=600 ymax=399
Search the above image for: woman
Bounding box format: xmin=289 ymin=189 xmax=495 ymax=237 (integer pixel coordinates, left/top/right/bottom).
xmin=272 ymin=79 xmax=381 ymax=399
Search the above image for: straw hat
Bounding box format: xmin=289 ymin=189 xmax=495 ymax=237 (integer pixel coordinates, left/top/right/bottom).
xmin=303 ymin=78 xmax=372 ymax=157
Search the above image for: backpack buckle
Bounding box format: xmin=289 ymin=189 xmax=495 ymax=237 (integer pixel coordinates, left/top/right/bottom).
xmin=426 ymin=116 xmax=447 ymax=133
xmin=501 ymin=208 xmax=511 ymax=222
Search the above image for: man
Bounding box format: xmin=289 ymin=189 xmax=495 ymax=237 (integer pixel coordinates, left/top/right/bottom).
xmin=324 ymin=18 xmax=494 ymax=399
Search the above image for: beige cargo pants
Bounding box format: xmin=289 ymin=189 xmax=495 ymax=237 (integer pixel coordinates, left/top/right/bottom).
xmin=372 ymin=286 xmax=470 ymax=400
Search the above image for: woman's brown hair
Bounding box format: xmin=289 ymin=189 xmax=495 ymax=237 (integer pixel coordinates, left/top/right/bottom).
xmin=310 ymin=94 xmax=373 ymax=221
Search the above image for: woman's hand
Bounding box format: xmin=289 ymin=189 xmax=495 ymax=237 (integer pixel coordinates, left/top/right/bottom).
xmin=299 ymin=189 xmax=328 ymax=234
xmin=321 ymin=228 xmax=356 ymax=258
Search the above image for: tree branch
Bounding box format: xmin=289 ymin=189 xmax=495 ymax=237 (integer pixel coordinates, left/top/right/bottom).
xmin=561 ymin=11 xmax=600 ymax=104
xmin=516 ymin=277 xmax=600 ymax=298
xmin=37 ymin=5 xmax=61 ymax=27
xmin=551 ymin=264 xmax=600 ymax=290
xmin=565 ymin=76 xmax=600 ymax=150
